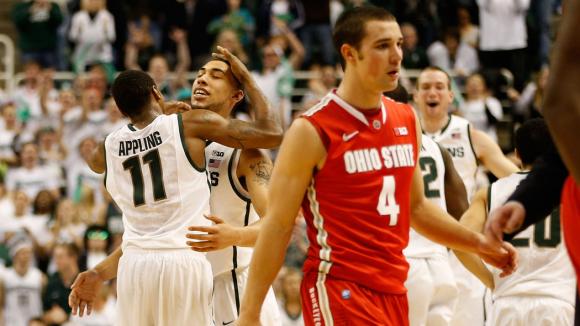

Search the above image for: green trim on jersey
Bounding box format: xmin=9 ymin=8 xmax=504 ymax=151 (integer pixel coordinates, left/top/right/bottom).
xmin=227 ymin=149 xmax=251 ymax=202
xmin=439 ymin=115 xmax=453 ymax=135
xmin=127 ymin=124 xmax=137 ymax=131
xmin=467 ymin=124 xmax=478 ymax=164
xmin=486 ymin=185 xmax=492 ymax=214
xmin=102 ymin=136 xmax=108 ymax=189
xmin=177 ymin=113 xmax=205 ymax=172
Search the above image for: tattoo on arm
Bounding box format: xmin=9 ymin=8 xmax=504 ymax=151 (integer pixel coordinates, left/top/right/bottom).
xmin=250 ymin=160 xmax=272 ymax=186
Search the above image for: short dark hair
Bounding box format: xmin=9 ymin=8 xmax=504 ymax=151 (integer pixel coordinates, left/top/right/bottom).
xmin=417 ymin=66 xmax=452 ymax=90
xmin=333 ymin=5 xmax=396 ymax=69
xmin=111 ymin=70 xmax=156 ymax=119
xmin=515 ymin=118 xmax=554 ymax=166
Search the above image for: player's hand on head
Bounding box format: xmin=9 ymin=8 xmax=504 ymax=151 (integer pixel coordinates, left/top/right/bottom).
xmin=163 ymin=101 xmax=192 ymax=115
xmin=212 ymin=46 xmax=251 ymax=85
xmin=69 ymin=270 xmax=104 ymax=317
xmin=186 ymin=214 xmax=241 ymax=252
xmin=484 ymin=201 xmax=526 ymax=245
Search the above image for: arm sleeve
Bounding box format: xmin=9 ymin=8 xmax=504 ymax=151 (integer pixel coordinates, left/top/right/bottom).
xmin=504 ymin=147 xmax=568 ymax=240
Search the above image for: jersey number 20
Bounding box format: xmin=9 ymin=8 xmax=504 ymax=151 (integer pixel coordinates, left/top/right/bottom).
xmin=377 ymin=176 xmax=400 ymax=226
xmin=123 ymin=149 xmax=167 ymax=206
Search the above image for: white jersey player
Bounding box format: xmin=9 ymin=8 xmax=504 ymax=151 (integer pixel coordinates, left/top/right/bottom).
xmin=194 ymin=143 xmax=281 ymax=325
xmin=405 ymin=135 xmax=468 ymax=326
xmin=414 ymin=67 xmax=518 ymax=325
xmin=68 ymin=48 xmax=282 ymax=326
xmin=0 ymin=241 xmax=46 ymax=326
xmin=454 ymin=119 xmax=575 ymax=326
xmin=184 ymin=57 xmax=281 ymax=325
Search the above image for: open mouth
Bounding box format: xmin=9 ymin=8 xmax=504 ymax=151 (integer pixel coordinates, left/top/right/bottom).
xmin=387 ymin=70 xmax=399 ymax=78
xmin=426 ymin=102 xmax=439 ymax=108
xmin=193 ymin=88 xmax=210 ymax=99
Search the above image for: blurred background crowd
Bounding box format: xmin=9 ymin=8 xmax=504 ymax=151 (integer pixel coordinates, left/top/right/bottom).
xmin=0 ymin=0 xmax=563 ymax=325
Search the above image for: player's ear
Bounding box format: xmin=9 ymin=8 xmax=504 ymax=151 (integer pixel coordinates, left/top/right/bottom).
xmin=232 ymin=89 xmax=244 ymax=105
xmin=152 ymin=85 xmax=162 ymax=101
xmin=341 ymin=44 xmax=356 ymax=65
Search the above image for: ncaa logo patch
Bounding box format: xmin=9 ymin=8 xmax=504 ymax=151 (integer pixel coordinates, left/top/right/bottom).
xmin=372 ymin=120 xmax=381 ymax=130
xmin=341 ymin=289 xmax=351 ymax=300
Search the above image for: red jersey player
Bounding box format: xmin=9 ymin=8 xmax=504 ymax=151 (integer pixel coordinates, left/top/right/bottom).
xmin=237 ymin=6 xmax=517 ymax=326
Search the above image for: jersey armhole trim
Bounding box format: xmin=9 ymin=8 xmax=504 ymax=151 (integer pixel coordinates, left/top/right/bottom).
xmin=440 ymin=115 xmax=453 ymax=134
xmin=467 ymin=124 xmax=479 ymax=165
xmin=228 ymin=149 xmax=251 ymax=202
xmin=102 ymin=136 xmax=108 ymax=189
xmin=486 ymin=185 xmax=492 ymax=214
xmin=177 ymin=113 xmax=206 ymax=172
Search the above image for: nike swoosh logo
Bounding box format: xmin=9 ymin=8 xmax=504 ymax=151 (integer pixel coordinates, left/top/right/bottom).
xmin=222 ymin=321 xmax=234 ymax=325
xmin=342 ymin=131 xmax=359 ymax=142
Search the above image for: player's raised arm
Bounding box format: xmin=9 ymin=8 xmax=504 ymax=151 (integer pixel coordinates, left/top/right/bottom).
xmin=543 ymin=0 xmax=580 ymax=182
xmin=453 ymin=188 xmax=495 ymax=288
xmin=181 ymin=109 xmax=282 ymax=149
xmin=212 ymin=46 xmax=278 ymax=126
xmin=439 ymin=144 xmax=469 ymax=220
xmin=471 ymin=128 xmax=518 ymax=178
xmin=237 ymin=119 xmax=325 ymax=325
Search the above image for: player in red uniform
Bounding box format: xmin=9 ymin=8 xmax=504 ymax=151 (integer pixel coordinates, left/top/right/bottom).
xmin=237 ymin=6 xmax=516 ymax=326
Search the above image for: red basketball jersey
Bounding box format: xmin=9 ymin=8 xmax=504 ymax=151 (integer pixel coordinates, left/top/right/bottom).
xmin=561 ymin=176 xmax=580 ymax=291
xmin=301 ymin=92 xmax=418 ymax=294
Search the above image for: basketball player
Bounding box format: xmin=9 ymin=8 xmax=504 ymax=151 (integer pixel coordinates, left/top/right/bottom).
xmin=414 ymin=66 xmax=519 ymax=325
xmin=67 ymin=48 xmax=283 ymax=325
xmin=237 ymin=7 xmax=516 ymax=325
xmin=0 ymin=238 xmax=45 ymax=326
xmin=183 ymin=54 xmax=281 ymax=325
xmin=405 ymin=134 xmax=469 ymax=326
xmin=455 ymin=119 xmax=575 ymax=325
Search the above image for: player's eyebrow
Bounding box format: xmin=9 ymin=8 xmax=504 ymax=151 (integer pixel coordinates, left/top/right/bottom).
xmin=374 ymin=36 xmax=403 ymax=44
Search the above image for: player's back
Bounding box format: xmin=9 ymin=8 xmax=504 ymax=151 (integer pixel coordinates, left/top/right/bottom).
xmin=104 ymin=114 xmax=210 ymax=250
xmin=427 ymin=115 xmax=477 ymax=198
xmin=204 ymin=142 xmax=260 ymax=276
xmin=301 ymin=92 xmax=418 ymax=294
xmin=489 ymin=172 xmax=575 ymax=303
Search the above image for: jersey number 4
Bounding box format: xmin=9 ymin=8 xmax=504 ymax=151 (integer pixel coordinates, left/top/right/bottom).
xmin=122 ymin=149 xmax=167 ymax=206
xmin=377 ymin=176 xmax=400 ymax=226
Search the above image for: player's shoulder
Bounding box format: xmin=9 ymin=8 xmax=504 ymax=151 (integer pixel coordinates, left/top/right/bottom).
xmin=302 ymin=93 xmax=337 ymax=118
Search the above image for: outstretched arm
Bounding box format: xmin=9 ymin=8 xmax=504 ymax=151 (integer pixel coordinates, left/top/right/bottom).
xmin=453 ymin=188 xmax=495 ymax=288
xmin=186 ymin=149 xmax=273 ymax=251
xmin=440 ymin=144 xmax=469 ymax=220
xmin=69 ymin=247 xmax=122 ymax=317
xmin=543 ymin=0 xmax=580 ymax=183
xmin=237 ymin=119 xmax=325 ymax=325
xmin=472 ymin=128 xmax=518 ymax=178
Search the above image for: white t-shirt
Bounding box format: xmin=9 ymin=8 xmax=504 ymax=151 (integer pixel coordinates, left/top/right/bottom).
xmin=460 ymin=97 xmax=503 ymax=141
xmin=477 ymin=0 xmax=530 ymax=50
xmin=5 ymin=165 xmax=61 ymax=199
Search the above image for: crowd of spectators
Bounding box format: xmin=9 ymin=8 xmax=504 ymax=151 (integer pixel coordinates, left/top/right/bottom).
xmin=0 ymin=0 xmax=563 ymax=325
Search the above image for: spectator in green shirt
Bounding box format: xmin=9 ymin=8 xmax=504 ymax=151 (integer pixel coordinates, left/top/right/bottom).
xmin=12 ymin=0 xmax=63 ymax=69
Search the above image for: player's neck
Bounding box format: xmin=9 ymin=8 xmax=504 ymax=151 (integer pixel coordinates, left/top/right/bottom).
xmin=422 ymin=115 xmax=450 ymax=134
xmin=336 ymin=79 xmax=382 ymax=110
xmin=130 ymin=111 xmax=161 ymax=129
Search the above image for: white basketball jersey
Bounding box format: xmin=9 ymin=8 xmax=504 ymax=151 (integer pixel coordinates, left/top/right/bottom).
xmin=405 ymin=135 xmax=448 ymax=258
xmin=488 ymin=172 xmax=575 ymax=304
xmin=426 ymin=115 xmax=478 ymax=199
xmin=104 ymin=114 xmax=211 ymax=249
xmin=205 ymin=143 xmax=260 ymax=276
xmin=3 ymin=267 xmax=43 ymax=326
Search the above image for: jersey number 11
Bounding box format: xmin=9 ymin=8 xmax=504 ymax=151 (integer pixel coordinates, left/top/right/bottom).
xmin=122 ymin=149 xmax=167 ymax=206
